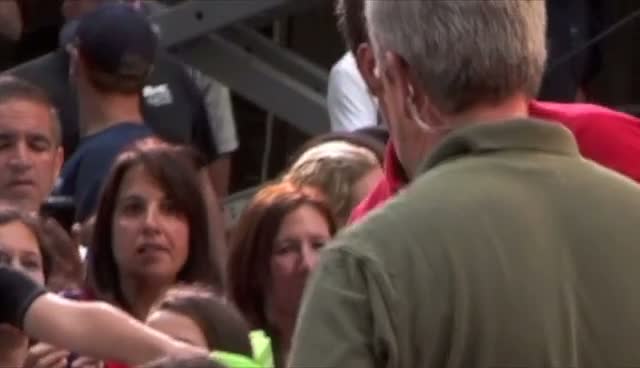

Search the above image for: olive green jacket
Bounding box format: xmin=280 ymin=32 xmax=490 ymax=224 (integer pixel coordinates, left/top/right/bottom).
xmin=290 ymin=119 xmax=640 ymax=368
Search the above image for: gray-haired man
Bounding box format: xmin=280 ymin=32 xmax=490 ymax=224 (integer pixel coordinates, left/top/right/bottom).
xmin=290 ymin=1 xmax=640 ymax=367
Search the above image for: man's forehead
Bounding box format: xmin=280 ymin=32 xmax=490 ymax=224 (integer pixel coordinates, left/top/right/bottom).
xmin=0 ymin=100 xmax=54 ymax=120
xmin=0 ymin=100 xmax=57 ymax=136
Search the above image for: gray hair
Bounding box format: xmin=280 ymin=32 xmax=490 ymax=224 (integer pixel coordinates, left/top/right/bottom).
xmin=0 ymin=75 xmax=62 ymax=146
xmin=366 ymin=0 xmax=547 ymax=114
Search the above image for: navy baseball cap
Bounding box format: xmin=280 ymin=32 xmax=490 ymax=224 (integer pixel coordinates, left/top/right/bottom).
xmin=75 ymin=3 xmax=158 ymax=78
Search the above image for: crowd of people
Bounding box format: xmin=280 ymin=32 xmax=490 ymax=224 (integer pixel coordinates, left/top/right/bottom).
xmin=2 ymin=0 xmax=640 ymax=368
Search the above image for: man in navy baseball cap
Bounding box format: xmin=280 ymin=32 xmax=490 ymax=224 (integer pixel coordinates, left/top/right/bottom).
xmin=73 ymin=2 xmax=158 ymax=92
xmin=56 ymin=2 xmax=157 ymax=223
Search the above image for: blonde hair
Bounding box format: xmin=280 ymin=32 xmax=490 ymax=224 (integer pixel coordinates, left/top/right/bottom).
xmin=284 ymin=141 xmax=380 ymax=225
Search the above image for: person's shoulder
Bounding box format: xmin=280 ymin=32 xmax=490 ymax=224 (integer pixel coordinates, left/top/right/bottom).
xmin=335 ymin=178 xmax=445 ymax=254
xmin=330 ymin=52 xmax=358 ymax=74
xmin=146 ymin=51 xmax=203 ymax=107
xmin=10 ymin=50 xmax=65 ymax=74
xmin=329 ymin=52 xmax=365 ymax=87
xmin=9 ymin=50 xmax=68 ymax=89
xmin=530 ymin=101 xmax=640 ymax=182
xmin=530 ymin=101 xmax=640 ymax=133
xmin=74 ymin=125 xmax=141 ymax=156
xmin=149 ymin=50 xmax=191 ymax=81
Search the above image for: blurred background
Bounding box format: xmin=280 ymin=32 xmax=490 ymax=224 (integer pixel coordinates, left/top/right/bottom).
xmin=2 ymin=0 xmax=639 ymax=203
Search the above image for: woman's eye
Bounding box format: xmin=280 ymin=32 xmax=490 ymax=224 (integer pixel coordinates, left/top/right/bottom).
xmin=121 ymin=201 xmax=144 ymax=215
xmin=22 ymin=259 xmax=41 ymax=271
xmin=275 ymin=242 xmax=297 ymax=255
xmin=312 ymin=240 xmax=327 ymax=250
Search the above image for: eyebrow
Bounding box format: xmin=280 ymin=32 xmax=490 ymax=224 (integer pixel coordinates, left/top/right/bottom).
xmin=119 ymin=193 xmax=146 ymax=202
xmin=26 ymin=132 xmax=53 ymax=142
xmin=0 ymin=245 xmax=40 ymax=258
xmin=20 ymin=250 xmax=41 ymax=258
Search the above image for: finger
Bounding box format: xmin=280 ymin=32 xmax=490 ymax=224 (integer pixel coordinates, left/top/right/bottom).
xmin=32 ymin=351 xmax=69 ymax=368
xmin=25 ymin=344 xmax=61 ymax=368
xmin=71 ymin=357 xmax=102 ymax=368
xmin=51 ymin=358 xmax=70 ymax=368
xmin=28 ymin=343 xmax=59 ymax=358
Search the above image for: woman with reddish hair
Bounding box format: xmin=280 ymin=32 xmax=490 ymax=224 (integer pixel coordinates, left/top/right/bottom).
xmin=227 ymin=182 xmax=337 ymax=367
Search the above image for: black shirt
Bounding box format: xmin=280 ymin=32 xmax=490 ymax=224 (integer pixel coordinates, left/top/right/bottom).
xmin=0 ymin=266 xmax=47 ymax=329
xmin=10 ymin=49 xmax=219 ymax=162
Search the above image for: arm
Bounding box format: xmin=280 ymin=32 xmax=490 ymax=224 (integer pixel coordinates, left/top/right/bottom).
xmin=24 ymin=294 xmax=206 ymax=366
xmin=207 ymin=157 xmax=231 ymax=199
xmin=188 ymin=67 xmax=238 ymax=198
xmin=199 ymin=168 xmax=228 ymax=273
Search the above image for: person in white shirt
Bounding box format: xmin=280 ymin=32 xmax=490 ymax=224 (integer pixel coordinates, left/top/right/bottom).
xmin=327 ymin=0 xmax=383 ymax=132
xmin=327 ymin=52 xmax=378 ymax=131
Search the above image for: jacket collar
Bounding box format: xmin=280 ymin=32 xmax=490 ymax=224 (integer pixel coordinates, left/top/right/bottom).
xmin=420 ymin=118 xmax=580 ymax=174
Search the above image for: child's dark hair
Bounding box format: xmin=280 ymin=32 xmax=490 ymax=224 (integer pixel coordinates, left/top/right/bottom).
xmin=151 ymin=284 xmax=252 ymax=356
xmin=141 ymin=356 xmax=228 ymax=368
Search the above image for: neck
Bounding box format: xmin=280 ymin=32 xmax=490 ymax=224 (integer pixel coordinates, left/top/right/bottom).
xmin=405 ymin=94 xmax=530 ymax=180
xmin=447 ymin=94 xmax=530 ymax=128
xmin=0 ymin=331 xmax=28 ymax=368
xmin=78 ymin=88 xmax=143 ymax=136
xmin=119 ymin=277 xmax=172 ymax=320
xmin=270 ymin=313 xmax=297 ymax=364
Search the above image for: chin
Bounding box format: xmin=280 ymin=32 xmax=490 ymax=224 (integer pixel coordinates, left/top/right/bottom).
xmin=138 ymin=268 xmax=178 ymax=283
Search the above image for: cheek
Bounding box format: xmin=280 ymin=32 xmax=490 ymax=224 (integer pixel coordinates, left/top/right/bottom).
xmin=32 ymin=270 xmax=45 ymax=286
xmin=269 ymin=253 xmax=307 ymax=295
xmin=165 ymin=217 xmax=190 ymax=264
xmin=270 ymin=254 xmax=296 ymax=281
xmin=111 ymin=217 xmax=138 ymax=263
xmin=35 ymin=155 xmax=57 ymax=181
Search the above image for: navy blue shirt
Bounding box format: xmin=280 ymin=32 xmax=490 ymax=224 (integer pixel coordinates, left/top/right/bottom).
xmin=55 ymin=123 xmax=152 ymax=222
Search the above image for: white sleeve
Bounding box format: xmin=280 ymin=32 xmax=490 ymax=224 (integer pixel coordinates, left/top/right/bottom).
xmin=327 ymin=58 xmax=378 ymax=132
xmin=187 ymin=67 xmax=239 ymax=154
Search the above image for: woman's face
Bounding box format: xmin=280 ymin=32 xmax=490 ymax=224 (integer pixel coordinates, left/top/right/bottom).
xmin=146 ymin=309 xmax=208 ymax=349
xmin=269 ymin=205 xmax=331 ymax=318
xmin=112 ymin=165 xmax=190 ymax=283
xmin=0 ymin=220 xmax=44 ymax=337
xmin=0 ymin=220 xmax=45 ymax=284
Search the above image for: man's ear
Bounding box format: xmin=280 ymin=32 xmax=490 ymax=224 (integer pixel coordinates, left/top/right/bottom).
xmin=381 ymin=51 xmax=415 ymax=113
xmin=355 ymin=43 xmax=382 ymax=95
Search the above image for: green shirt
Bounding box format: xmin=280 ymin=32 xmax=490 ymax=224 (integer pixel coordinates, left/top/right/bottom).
xmin=211 ymin=330 xmax=273 ymax=368
xmin=290 ymin=119 xmax=640 ymax=368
